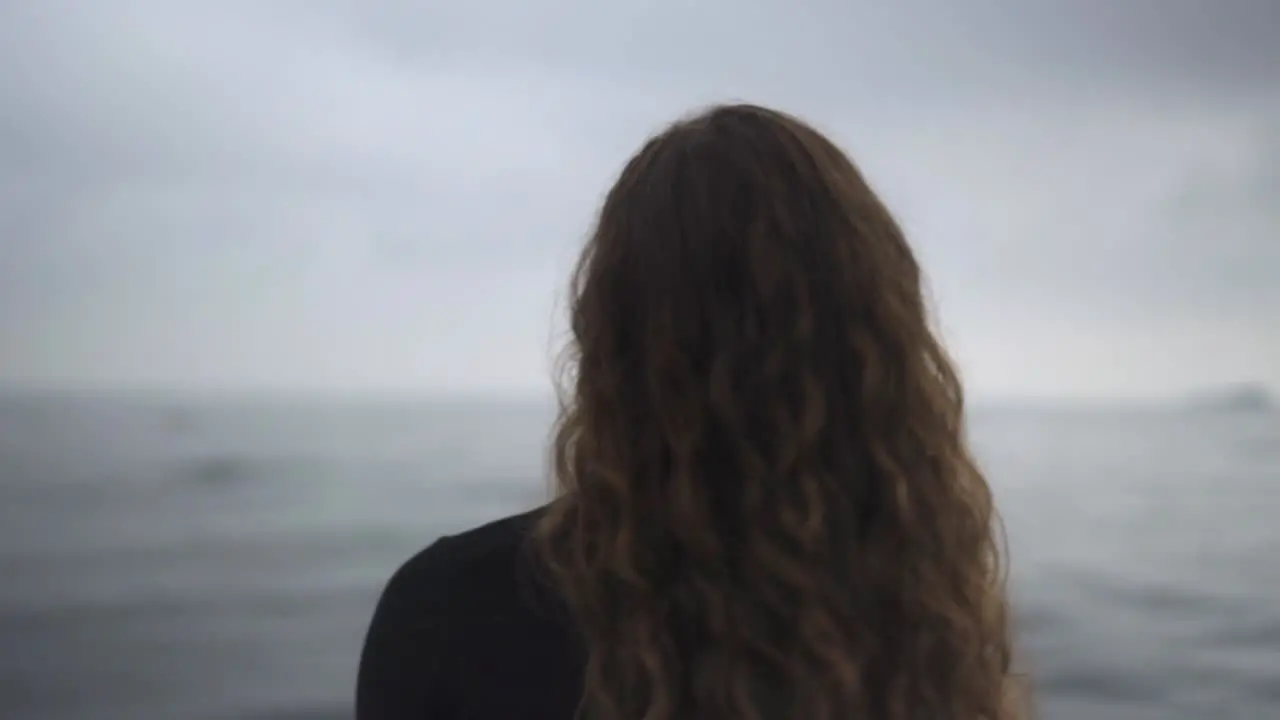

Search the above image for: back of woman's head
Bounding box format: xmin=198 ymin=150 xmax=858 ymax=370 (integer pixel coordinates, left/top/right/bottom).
xmin=535 ymin=103 xmax=1023 ymax=720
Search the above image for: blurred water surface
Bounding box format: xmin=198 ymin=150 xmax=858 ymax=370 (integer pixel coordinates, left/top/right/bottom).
xmin=0 ymin=394 xmax=1276 ymax=719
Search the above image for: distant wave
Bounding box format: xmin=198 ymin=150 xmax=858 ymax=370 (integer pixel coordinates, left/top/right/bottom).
xmin=1184 ymin=383 xmax=1276 ymax=413
xmin=236 ymin=708 xmax=349 ymax=720
xmin=0 ymin=583 xmax=377 ymax=627
xmin=1057 ymin=566 xmax=1250 ymax=617
xmin=180 ymin=455 xmax=254 ymax=486
xmin=1190 ymin=608 xmax=1280 ymax=651
xmin=1237 ymin=433 xmax=1280 ymax=462
xmin=1038 ymin=666 xmax=1166 ymax=702
xmin=455 ymin=474 xmax=548 ymax=502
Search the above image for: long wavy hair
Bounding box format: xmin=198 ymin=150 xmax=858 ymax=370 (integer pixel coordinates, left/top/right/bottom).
xmin=533 ymin=104 xmax=1026 ymax=720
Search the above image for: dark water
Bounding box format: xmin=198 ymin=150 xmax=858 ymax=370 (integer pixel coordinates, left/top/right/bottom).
xmin=0 ymin=395 xmax=1276 ymax=719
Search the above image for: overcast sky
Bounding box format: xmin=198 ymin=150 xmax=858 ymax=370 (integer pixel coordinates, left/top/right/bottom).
xmin=0 ymin=1 xmax=1276 ymax=399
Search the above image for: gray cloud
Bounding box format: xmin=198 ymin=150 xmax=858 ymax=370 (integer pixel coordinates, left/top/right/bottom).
xmin=0 ymin=1 xmax=1276 ymax=397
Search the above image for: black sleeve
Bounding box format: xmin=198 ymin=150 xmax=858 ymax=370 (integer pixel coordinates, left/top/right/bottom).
xmin=356 ymin=539 xmax=456 ymax=719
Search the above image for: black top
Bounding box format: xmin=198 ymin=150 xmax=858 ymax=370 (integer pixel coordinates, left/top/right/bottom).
xmin=356 ymin=507 xmax=585 ymax=719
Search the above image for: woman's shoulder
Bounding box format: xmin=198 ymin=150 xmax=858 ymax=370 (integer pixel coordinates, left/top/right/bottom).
xmin=375 ymin=505 xmax=550 ymax=620
xmin=356 ymin=506 xmax=553 ymax=718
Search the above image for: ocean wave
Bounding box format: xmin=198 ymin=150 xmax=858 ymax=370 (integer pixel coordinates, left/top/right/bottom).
xmin=234 ymin=708 xmax=349 ymax=720
xmin=181 ymin=456 xmax=255 ymax=486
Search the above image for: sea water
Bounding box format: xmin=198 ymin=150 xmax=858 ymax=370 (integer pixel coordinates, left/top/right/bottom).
xmin=0 ymin=394 xmax=1276 ymax=719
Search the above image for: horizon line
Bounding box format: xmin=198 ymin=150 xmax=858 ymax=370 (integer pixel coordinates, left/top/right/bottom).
xmin=0 ymin=382 xmax=1271 ymax=408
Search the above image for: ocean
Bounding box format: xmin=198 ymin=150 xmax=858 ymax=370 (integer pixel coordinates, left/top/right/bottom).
xmin=0 ymin=394 xmax=1276 ymax=719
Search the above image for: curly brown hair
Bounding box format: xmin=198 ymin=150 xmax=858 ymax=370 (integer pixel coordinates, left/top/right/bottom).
xmin=533 ymin=103 xmax=1027 ymax=720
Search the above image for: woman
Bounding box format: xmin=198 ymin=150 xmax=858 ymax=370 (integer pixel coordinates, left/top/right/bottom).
xmin=357 ymin=103 xmax=1027 ymax=719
